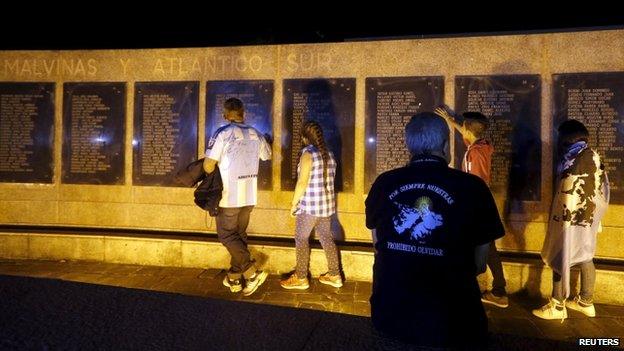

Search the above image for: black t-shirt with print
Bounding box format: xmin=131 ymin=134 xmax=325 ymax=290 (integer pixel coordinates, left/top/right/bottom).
xmin=365 ymin=155 xmax=504 ymax=347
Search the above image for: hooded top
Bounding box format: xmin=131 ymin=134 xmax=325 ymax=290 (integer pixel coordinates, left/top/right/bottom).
xmin=541 ymin=141 xmax=610 ymax=298
xmin=463 ymin=138 xmax=494 ymax=185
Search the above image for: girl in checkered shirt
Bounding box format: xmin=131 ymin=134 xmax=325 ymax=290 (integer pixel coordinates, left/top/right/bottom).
xmin=281 ymin=121 xmax=343 ymax=289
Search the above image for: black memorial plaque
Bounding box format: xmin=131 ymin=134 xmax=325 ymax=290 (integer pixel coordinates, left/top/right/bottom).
xmin=364 ymin=76 xmax=444 ymax=191
xmin=553 ymin=72 xmax=624 ymax=204
xmin=454 ymin=75 xmax=542 ymax=202
xmin=62 ymin=83 xmax=126 ymax=184
xmin=133 ymin=82 xmax=198 ymax=187
xmin=0 ymin=83 xmax=54 ymax=183
xmin=206 ymin=80 xmax=274 ymax=190
xmin=281 ymin=78 xmax=355 ymax=192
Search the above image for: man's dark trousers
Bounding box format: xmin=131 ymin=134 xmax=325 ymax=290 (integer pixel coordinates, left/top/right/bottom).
xmin=216 ymin=206 xmax=256 ymax=280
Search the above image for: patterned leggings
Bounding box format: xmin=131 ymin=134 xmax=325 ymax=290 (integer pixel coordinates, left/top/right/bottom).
xmin=294 ymin=213 xmax=341 ymax=279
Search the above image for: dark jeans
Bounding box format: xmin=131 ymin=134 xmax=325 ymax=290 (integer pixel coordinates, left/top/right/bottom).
xmin=487 ymin=241 xmax=507 ymax=297
xmin=216 ymin=206 xmax=256 ymax=280
xmin=553 ymin=259 xmax=595 ymax=303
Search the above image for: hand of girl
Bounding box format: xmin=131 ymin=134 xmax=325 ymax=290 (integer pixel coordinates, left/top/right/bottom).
xmin=290 ymin=203 xmax=298 ymax=218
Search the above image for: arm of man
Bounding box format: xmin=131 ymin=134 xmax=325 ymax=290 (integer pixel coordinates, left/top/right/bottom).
xmin=366 ymin=175 xmax=387 ymax=253
xmin=371 ymin=229 xmax=377 ymax=245
xmin=365 ymin=174 xmax=385 ymax=230
xmin=290 ymin=152 xmax=312 ymax=216
xmin=259 ymin=132 xmax=272 ymax=161
xmin=474 ymin=243 xmax=489 ymax=274
xmin=204 ymin=131 xmax=225 ymax=174
xmin=434 ymin=106 xmax=465 ymax=136
xmin=203 ymin=158 xmax=217 ymax=174
xmin=469 ymin=177 xmax=505 ymax=274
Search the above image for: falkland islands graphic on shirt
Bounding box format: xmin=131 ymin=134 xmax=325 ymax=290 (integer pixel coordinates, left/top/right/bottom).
xmin=386 ymin=183 xmax=454 ymax=256
xmin=393 ymin=196 xmax=443 ymax=241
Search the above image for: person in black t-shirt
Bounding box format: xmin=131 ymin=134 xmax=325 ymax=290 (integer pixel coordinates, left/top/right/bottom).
xmin=365 ymin=112 xmax=505 ymax=348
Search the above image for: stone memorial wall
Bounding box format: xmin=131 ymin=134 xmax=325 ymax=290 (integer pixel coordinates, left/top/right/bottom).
xmin=1 ymin=29 xmax=623 ymax=260
xmin=62 ymin=83 xmax=125 ymax=185
xmin=364 ymin=76 xmax=444 ymax=191
xmin=0 ymin=83 xmax=54 ymax=183
xmin=205 ymin=80 xmax=274 ymax=189
xmin=454 ymin=75 xmax=542 ymax=205
xmin=553 ymin=72 xmax=624 ymax=204
xmin=281 ymin=78 xmax=355 ymax=192
xmin=133 ymin=82 xmax=198 ymax=186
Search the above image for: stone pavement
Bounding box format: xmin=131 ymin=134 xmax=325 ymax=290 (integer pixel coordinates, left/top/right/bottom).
xmin=0 ymin=259 xmax=622 ymax=348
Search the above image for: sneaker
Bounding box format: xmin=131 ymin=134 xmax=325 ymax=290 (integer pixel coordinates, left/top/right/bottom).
xmin=532 ymin=298 xmax=567 ymax=321
xmin=280 ymin=274 xmax=310 ymax=290
xmin=566 ymin=295 xmax=596 ymax=317
xmin=319 ymin=273 xmax=343 ymax=288
xmin=242 ymin=270 xmax=268 ymax=296
xmin=222 ymin=276 xmax=242 ymax=293
xmin=481 ymin=291 xmax=509 ymax=308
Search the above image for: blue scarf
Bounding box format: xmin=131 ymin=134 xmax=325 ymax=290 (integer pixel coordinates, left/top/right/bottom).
xmin=557 ymin=141 xmax=587 ymax=175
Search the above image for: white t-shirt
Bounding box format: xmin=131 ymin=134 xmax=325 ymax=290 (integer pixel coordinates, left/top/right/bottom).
xmin=206 ymin=123 xmax=271 ymax=208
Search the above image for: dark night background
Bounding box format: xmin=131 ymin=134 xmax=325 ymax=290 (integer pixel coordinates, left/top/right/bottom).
xmin=0 ymin=10 xmax=622 ymax=50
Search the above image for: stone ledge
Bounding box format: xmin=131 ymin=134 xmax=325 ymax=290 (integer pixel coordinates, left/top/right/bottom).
xmin=1 ymin=232 xmax=622 ymax=305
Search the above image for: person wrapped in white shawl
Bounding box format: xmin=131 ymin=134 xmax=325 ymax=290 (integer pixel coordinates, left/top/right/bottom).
xmin=534 ymin=120 xmax=609 ymax=321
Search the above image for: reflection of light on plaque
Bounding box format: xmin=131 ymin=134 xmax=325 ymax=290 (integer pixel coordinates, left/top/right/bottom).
xmin=368 ymin=137 xmax=375 ymax=143
xmin=93 ymin=137 xmax=107 ymax=143
xmin=132 ymin=139 xmax=139 ymax=146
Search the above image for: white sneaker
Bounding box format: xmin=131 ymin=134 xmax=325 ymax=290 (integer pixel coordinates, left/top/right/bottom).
xmin=222 ymin=276 xmax=242 ymax=293
xmin=242 ymin=270 xmax=268 ymax=296
xmin=566 ymin=296 xmax=596 ymax=317
xmin=532 ymin=298 xmax=567 ymax=322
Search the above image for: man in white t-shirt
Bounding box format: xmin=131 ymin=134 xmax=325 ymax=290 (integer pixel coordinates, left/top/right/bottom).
xmin=203 ymin=98 xmax=272 ymax=296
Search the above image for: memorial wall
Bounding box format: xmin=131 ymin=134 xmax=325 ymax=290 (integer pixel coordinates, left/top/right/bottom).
xmin=1 ymin=30 xmax=623 ymax=260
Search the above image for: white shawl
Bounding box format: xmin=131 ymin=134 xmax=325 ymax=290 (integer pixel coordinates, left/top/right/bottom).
xmin=542 ymin=142 xmax=610 ymax=299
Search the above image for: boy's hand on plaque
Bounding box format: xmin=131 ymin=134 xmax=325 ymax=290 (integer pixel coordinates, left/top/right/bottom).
xmin=434 ymin=106 xmax=453 ymax=121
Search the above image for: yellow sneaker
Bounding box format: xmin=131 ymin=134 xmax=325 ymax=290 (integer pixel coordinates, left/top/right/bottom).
xmin=481 ymin=291 xmax=509 ymax=308
xmin=280 ymin=274 xmax=309 ymax=290
xmin=319 ymin=272 xmax=343 ymax=288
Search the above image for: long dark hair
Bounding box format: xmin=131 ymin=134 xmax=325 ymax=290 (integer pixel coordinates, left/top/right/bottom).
xmin=302 ymin=121 xmax=331 ymax=191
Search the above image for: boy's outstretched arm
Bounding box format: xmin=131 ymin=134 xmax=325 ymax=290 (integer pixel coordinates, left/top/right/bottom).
xmin=434 ymin=106 xmax=465 ymax=136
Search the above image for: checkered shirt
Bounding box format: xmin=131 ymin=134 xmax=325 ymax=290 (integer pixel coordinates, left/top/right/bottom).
xmin=297 ymin=145 xmax=336 ymax=217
